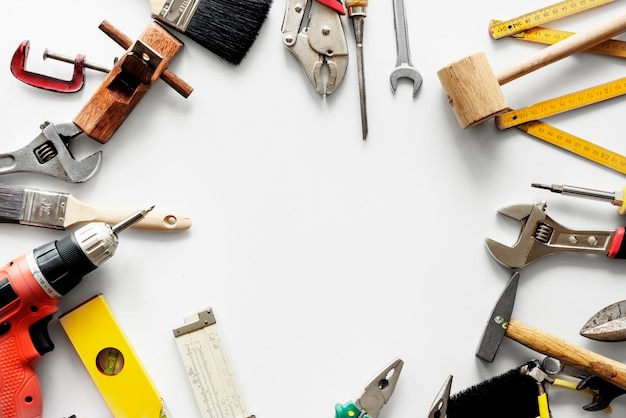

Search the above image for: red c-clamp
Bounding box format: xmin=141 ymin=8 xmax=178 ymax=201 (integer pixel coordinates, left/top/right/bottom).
xmin=11 ymin=40 xmax=87 ymax=93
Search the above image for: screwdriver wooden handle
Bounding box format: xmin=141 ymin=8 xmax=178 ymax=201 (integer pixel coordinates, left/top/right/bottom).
xmin=507 ymin=318 xmax=626 ymax=390
xmin=496 ymin=10 xmax=626 ymax=85
xmin=64 ymin=195 xmax=192 ymax=230
xmin=98 ymin=20 xmax=192 ymax=98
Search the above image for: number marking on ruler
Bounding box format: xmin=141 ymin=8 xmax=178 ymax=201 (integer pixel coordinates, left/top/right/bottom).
xmin=496 ymin=77 xmax=626 ymax=129
xmin=517 ymin=121 xmax=626 ymax=175
xmin=490 ymin=19 xmax=626 ymax=58
xmin=173 ymin=308 xmax=254 ymax=418
xmin=489 ymin=0 xmax=614 ymax=39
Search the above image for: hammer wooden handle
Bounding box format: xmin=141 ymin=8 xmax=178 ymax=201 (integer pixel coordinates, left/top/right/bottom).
xmin=99 ymin=20 xmax=193 ymax=98
xmin=507 ymin=318 xmax=626 ymax=390
xmin=496 ymin=11 xmax=626 ymax=85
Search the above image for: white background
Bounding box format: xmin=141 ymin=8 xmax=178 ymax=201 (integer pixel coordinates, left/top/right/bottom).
xmin=3 ymin=0 xmax=626 ymax=417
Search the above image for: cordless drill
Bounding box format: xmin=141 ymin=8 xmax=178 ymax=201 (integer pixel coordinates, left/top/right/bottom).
xmin=0 ymin=205 xmax=153 ymax=418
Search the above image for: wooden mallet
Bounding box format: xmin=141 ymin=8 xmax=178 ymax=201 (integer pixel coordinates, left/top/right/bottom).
xmin=477 ymin=272 xmax=626 ymax=391
xmin=437 ymin=11 xmax=626 ymax=129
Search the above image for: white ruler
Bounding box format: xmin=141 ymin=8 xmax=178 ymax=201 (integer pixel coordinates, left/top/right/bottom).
xmin=173 ymin=308 xmax=254 ymax=418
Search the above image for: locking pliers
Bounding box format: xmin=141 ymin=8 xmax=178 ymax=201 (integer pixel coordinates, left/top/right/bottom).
xmin=281 ymin=0 xmax=349 ymax=95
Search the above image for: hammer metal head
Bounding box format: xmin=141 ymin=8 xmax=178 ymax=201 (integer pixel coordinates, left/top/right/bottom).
xmin=476 ymin=272 xmax=519 ymax=363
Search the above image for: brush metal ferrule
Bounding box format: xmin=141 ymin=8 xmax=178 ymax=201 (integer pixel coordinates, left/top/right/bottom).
xmin=21 ymin=189 xmax=68 ymax=229
xmin=157 ymin=0 xmax=201 ymax=31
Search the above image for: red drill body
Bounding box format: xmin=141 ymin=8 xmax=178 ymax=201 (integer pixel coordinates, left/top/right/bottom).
xmin=0 ymin=254 xmax=59 ymax=418
xmin=0 ymin=206 xmax=152 ymax=417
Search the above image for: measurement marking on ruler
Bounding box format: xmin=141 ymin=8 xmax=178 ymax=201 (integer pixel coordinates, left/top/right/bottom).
xmin=174 ymin=308 xmax=254 ymax=418
xmin=517 ymin=121 xmax=626 ymax=175
xmin=489 ymin=0 xmax=614 ymax=39
xmin=491 ymin=20 xmax=626 ymax=58
xmin=496 ymin=77 xmax=626 ymax=129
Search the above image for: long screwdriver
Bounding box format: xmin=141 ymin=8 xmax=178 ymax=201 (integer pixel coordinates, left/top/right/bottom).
xmin=532 ymin=183 xmax=626 ymax=214
xmin=346 ymin=0 xmax=368 ymax=139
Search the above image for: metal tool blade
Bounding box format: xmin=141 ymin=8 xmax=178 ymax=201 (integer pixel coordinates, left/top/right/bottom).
xmin=476 ymin=272 xmax=520 ymax=362
xmin=356 ymin=358 xmax=403 ymax=418
xmin=353 ymin=16 xmax=367 ymax=139
xmin=581 ymin=300 xmax=626 ymax=342
xmin=428 ymin=375 xmax=451 ymax=418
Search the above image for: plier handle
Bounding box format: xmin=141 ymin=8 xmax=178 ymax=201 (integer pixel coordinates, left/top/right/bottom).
xmin=282 ymin=0 xmax=349 ymax=95
xmin=335 ymin=358 xmax=403 ymax=418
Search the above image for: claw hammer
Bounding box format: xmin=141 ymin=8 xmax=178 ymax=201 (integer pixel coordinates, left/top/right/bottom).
xmin=477 ymin=272 xmax=626 ymax=391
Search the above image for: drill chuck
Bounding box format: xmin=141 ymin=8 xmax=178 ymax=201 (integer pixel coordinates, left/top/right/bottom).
xmin=31 ymin=222 xmax=119 ymax=295
xmin=27 ymin=206 xmax=154 ymax=296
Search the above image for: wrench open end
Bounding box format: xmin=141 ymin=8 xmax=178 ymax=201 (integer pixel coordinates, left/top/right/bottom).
xmin=390 ymin=67 xmax=423 ymax=97
xmin=391 ymin=0 xmax=422 ymax=97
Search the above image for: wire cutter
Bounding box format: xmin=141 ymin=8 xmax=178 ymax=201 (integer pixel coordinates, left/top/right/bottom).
xmin=281 ymin=0 xmax=349 ymax=95
xmin=335 ymin=358 xmax=403 ymax=418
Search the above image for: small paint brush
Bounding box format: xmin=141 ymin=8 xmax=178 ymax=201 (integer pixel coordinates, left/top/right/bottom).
xmin=0 ymin=184 xmax=191 ymax=231
xmin=150 ymin=0 xmax=273 ymax=65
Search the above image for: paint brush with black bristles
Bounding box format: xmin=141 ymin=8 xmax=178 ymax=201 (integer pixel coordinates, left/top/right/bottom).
xmin=150 ymin=0 xmax=273 ymax=65
xmin=0 ymin=183 xmax=191 ymax=231
xmin=445 ymin=366 xmax=544 ymax=418
xmin=431 ymin=361 xmax=611 ymax=418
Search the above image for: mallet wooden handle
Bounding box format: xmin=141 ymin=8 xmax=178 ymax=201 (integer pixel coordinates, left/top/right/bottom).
xmin=497 ymin=11 xmax=626 ymax=85
xmin=345 ymin=0 xmax=368 ymax=7
xmin=99 ymin=20 xmax=193 ymax=98
xmin=507 ymin=318 xmax=626 ymax=390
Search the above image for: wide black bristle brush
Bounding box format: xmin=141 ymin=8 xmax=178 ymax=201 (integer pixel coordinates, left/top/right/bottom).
xmin=445 ymin=365 xmax=545 ymax=418
xmin=150 ymin=0 xmax=273 ymax=65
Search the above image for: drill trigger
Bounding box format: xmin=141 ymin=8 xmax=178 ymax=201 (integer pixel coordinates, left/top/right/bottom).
xmin=29 ymin=315 xmax=54 ymax=355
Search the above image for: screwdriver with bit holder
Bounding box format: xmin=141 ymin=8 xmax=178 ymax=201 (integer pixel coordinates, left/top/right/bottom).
xmin=346 ymin=0 xmax=368 ymax=139
xmin=532 ymin=183 xmax=626 ymax=214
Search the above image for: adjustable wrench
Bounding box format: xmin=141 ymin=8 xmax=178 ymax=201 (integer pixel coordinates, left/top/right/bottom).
xmin=485 ymin=201 xmax=626 ymax=269
xmin=390 ymin=0 xmax=422 ymax=96
xmin=0 ymin=122 xmax=101 ymax=183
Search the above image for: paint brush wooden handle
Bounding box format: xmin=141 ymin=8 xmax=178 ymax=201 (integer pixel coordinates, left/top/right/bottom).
xmin=64 ymin=195 xmax=192 ymax=230
xmin=507 ymin=318 xmax=626 ymax=390
xmin=496 ymin=10 xmax=626 ymax=85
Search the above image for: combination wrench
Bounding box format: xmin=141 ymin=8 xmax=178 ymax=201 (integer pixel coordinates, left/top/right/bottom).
xmin=390 ymin=0 xmax=422 ymax=96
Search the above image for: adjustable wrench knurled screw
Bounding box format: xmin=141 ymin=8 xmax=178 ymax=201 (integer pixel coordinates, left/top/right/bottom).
xmin=390 ymin=0 xmax=422 ymax=97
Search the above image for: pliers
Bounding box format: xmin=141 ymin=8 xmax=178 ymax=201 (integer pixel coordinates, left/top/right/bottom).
xmin=541 ymin=356 xmax=625 ymax=411
xmin=281 ymin=0 xmax=349 ymax=95
xmin=335 ymin=358 xmax=403 ymax=418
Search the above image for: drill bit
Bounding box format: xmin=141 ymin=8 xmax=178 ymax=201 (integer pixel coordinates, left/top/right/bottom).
xmin=346 ymin=0 xmax=368 ymax=139
xmin=112 ymin=205 xmax=155 ymax=234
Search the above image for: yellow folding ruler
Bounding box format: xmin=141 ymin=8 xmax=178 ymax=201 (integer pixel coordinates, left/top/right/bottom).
xmin=173 ymin=307 xmax=254 ymax=418
xmin=498 ymin=22 xmax=626 ymax=58
xmin=496 ymin=77 xmax=626 ymax=129
xmin=489 ymin=10 xmax=626 ymax=174
xmin=488 ymin=0 xmax=614 ymax=39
